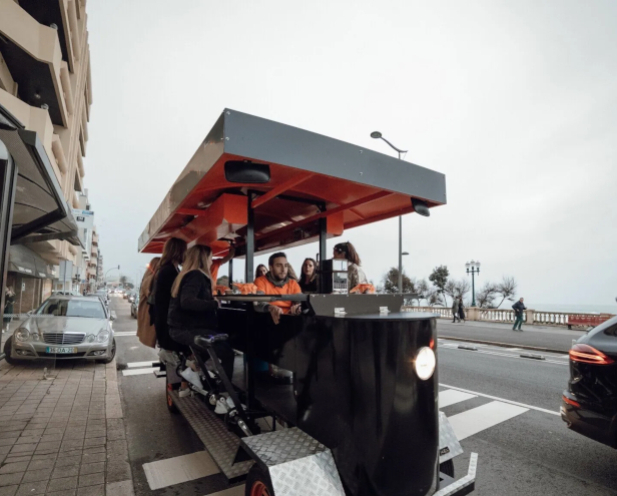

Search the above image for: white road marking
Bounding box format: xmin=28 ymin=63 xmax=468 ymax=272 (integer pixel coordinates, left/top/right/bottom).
xmin=114 ymin=331 xmax=137 ymax=337
xmin=440 ymin=346 xmax=568 ymax=366
xmin=209 ymin=486 xmax=245 ymax=496
xmin=143 ymin=451 xmax=220 ymax=490
xmin=122 ymin=368 xmax=156 ymax=376
xmin=439 ymin=389 xmax=477 ymax=408
xmin=440 ymin=383 xmax=560 ymax=416
xmin=127 ymin=361 xmax=157 ymax=368
xmin=448 ymin=401 xmax=528 ymax=441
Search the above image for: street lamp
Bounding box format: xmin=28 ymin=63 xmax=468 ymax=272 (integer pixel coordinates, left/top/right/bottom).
xmin=371 ymin=131 xmax=408 ymax=293
xmin=105 ymin=265 xmax=120 ymax=285
xmin=466 ymin=261 xmax=481 ymax=307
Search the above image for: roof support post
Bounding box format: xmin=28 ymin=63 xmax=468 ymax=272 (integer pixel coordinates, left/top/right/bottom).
xmin=0 ymin=139 xmax=17 ymax=326
xmin=318 ymin=217 xmax=327 ymax=292
xmin=245 ymin=192 xmax=255 ymax=283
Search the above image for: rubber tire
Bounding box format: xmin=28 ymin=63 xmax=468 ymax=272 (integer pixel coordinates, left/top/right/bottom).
xmin=3 ymin=337 xmax=18 ymax=366
xmin=440 ymin=459 xmax=454 ymax=478
xmin=245 ymin=464 xmax=275 ymax=496
xmin=98 ymin=338 xmax=116 ymax=364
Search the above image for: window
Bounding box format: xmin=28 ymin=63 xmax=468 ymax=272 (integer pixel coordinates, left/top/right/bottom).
xmin=37 ymin=299 xmax=105 ymax=319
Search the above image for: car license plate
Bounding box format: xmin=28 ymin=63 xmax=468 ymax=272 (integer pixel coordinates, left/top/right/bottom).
xmin=46 ymin=347 xmax=77 ymax=354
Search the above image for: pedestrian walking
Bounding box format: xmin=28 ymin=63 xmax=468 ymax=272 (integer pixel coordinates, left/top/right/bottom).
xmin=512 ymin=297 xmax=526 ymax=331
xmin=3 ymin=287 xmax=15 ymax=334
xmin=451 ymin=298 xmax=460 ymax=323
xmin=458 ymin=297 xmax=466 ymax=323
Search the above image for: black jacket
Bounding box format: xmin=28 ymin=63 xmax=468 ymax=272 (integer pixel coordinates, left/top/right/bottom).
xmin=153 ymin=263 xmax=180 ymax=350
xmin=167 ymin=270 xmax=218 ymax=332
xmin=299 ymin=276 xmax=318 ymax=293
xmin=512 ymin=301 xmax=526 ymax=315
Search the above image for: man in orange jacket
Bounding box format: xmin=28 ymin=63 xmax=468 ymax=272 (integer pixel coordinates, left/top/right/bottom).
xmin=255 ymin=252 xmax=302 ymax=324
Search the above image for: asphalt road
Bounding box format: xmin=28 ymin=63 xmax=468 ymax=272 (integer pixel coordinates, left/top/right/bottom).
xmin=109 ymin=298 xmax=617 ymax=496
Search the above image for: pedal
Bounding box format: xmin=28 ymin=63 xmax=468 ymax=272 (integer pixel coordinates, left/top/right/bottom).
xmin=153 ymin=370 xmax=166 ymax=378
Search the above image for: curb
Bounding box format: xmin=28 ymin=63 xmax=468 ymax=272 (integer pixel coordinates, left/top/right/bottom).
xmin=440 ymin=335 xmax=568 ymax=355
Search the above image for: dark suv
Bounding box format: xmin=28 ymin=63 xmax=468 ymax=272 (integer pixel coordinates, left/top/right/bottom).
xmin=562 ymin=315 xmax=617 ymax=448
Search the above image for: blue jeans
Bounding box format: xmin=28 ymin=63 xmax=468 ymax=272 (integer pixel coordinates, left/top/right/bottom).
xmin=513 ymin=314 xmax=524 ymax=330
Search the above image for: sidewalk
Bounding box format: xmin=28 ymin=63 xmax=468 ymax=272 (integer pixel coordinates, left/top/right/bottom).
xmin=436 ymin=320 xmax=585 ymax=353
xmin=0 ymin=356 xmax=133 ymax=495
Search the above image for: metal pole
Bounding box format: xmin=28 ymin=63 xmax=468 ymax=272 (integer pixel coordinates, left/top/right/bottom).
xmin=471 ymin=270 xmax=476 ymax=307
xmin=0 ymin=141 xmax=17 ymax=332
xmin=397 ymin=150 xmax=403 ymax=293
xmin=245 ymin=193 xmax=255 ymax=283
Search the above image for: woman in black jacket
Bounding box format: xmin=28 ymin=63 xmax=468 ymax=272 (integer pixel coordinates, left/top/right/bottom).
xmin=152 ymin=238 xmax=187 ymax=353
xmin=168 ymin=245 xmax=234 ymax=381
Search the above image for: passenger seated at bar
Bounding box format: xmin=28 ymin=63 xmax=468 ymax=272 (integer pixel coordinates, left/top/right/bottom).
xmin=255 ymin=264 xmax=268 ymax=279
xmin=168 ymin=245 xmax=235 ymax=392
xmin=333 ymin=241 xmax=368 ymax=291
xmin=299 ymin=258 xmax=318 ymax=293
xmin=255 ymin=252 xmax=302 ymax=324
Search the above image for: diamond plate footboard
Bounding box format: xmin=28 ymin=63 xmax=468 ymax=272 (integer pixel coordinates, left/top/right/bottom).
xmin=242 ymin=428 xmax=345 ymax=496
xmin=439 ymin=411 xmax=464 ymax=463
xmin=171 ymin=391 xmax=253 ymax=479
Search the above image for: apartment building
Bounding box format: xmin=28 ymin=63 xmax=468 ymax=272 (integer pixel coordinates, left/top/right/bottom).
xmin=0 ymin=0 xmax=95 ymax=311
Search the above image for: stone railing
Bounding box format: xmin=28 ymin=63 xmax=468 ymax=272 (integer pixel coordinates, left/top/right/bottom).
xmin=403 ymin=306 xmax=614 ymax=329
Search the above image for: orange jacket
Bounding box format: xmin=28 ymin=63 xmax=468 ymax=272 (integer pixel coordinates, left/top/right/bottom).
xmin=255 ymin=275 xmax=302 ymax=313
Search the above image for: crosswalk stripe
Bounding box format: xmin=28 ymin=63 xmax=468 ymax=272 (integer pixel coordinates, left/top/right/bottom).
xmin=208 ymin=486 xmax=245 ymax=496
xmin=122 ymin=368 xmax=156 ymax=376
xmin=114 ymin=331 xmax=137 ymax=337
xmin=447 ymin=400 xmax=528 ymax=441
xmin=439 ymin=389 xmax=477 ymax=408
xmin=127 ymin=361 xmax=156 ymax=368
xmin=143 ymin=451 xmax=220 ymax=490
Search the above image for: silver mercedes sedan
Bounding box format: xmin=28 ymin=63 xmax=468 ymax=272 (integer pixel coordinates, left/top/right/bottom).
xmin=4 ymin=295 xmax=117 ymax=364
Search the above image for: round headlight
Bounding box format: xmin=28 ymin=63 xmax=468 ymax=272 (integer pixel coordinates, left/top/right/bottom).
xmin=31 ymin=332 xmax=39 ymax=342
xmin=414 ymin=347 xmax=436 ymax=380
xmin=96 ymin=330 xmax=110 ymax=343
xmin=15 ymin=329 xmax=30 ymax=342
xmin=86 ymin=334 xmax=95 ymax=343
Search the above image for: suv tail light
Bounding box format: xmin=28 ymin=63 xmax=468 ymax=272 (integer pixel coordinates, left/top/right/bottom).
xmin=569 ymin=344 xmax=615 ymax=365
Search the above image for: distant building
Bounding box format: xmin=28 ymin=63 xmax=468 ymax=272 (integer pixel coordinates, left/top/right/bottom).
xmin=1 ymin=0 xmax=96 ymax=311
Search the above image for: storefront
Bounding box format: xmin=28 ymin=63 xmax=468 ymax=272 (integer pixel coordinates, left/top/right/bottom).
xmin=0 ymin=103 xmax=80 ymax=321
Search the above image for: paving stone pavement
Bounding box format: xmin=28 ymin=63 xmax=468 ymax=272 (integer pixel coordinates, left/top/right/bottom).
xmin=0 ymin=357 xmax=133 ymax=496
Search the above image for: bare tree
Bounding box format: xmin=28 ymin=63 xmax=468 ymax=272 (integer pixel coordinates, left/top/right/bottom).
xmin=495 ymin=276 xmax=517 ymax=308
xmin=429 ymin=265 xmax=450 ymax=306
xmin=426 ymin=289 xmax=444 ymax=307
xmin=445 ymin=278 xmax=471 ymax=300
xmin=476 ymin=282 xmax=498 ymax=308
xmin=416 ymin=279 xmax=430 ymax=304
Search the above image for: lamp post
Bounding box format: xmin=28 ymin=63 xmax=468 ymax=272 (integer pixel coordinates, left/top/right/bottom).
xmin=105 ymin=265 xmax=120 ymax=285
xmin=370 ymin=131 xmax=408 ymax=293
xmin=466 ymin=260 xmax=480 ymax=307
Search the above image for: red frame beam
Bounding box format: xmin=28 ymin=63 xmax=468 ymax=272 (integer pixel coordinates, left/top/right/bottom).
xmin=251 ymin=172 xmax=314 ymax=209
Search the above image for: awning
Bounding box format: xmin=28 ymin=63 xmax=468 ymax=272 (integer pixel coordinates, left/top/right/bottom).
xmin=8 ymin=244 xmax=55 ymax=279
xmin=0 ymin=103 xmax=81 ymax=246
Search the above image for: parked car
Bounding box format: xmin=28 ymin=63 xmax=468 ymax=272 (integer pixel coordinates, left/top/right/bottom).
xmin=4 ymin=295 xmax=117 ymax=365
xmin=127 ymin=292 xmax=136 ymax=304
xmin=562 ymin=315 xmax=617 ymax=448
xmin=130 ymin=295 xmax=139 ymax=318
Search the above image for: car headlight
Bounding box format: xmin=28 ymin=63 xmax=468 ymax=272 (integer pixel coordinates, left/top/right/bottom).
xmin=86 ymin=334 xmax=95 ymax=343
xmin=15 ymin=328 xmax=30 ymax=342
xmin=96 ymin=330 xmax=110 ymax=343
xmin=31 ymin=332 xmax=39 ymax=342
xmin=414 ymin=347 xmax=436 ymax=380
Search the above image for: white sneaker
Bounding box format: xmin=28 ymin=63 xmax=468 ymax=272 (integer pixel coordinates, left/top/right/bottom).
xmin=214 ymin=397 xmax=229 ymax=414
xmin=178 ymin=387 xmax=191 ymax=398
xmin=180 ymin=368 xmax=203 ymax=389
xmin=158 ymin=349 xmax=179 ymax=366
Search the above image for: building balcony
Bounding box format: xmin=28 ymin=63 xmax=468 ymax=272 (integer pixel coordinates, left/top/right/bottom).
xmin=0 ymin=0 xmax=71 ymax=126
xmin=18 ymin=0 xmax=86 ymax=74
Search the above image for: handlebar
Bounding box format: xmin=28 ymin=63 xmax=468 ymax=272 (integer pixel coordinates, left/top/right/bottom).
xmin=215 ymin=294 xmax=309 ymax=303
xmin=194 ymin=334 xmax=229 ymax=347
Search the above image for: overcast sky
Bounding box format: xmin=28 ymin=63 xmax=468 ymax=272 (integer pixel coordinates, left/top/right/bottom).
xmin=85 ymin=0 xmax=617 ymax=309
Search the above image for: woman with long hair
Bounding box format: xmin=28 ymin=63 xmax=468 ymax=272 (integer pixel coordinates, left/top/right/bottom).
xmin=136 ymin=257 xmax=160 ymax=348
xmin=255 ymin=264 xmax=268 ymax=280
xmin=168 ymin=245 xmax=234 ymax=394
xmin=333 ymin=241 xmax=368 ymax=291
xmin=153 ymin=237 xmax=187 ymax=354
xmin=299 ymin=258 xmax=318 ymax=293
